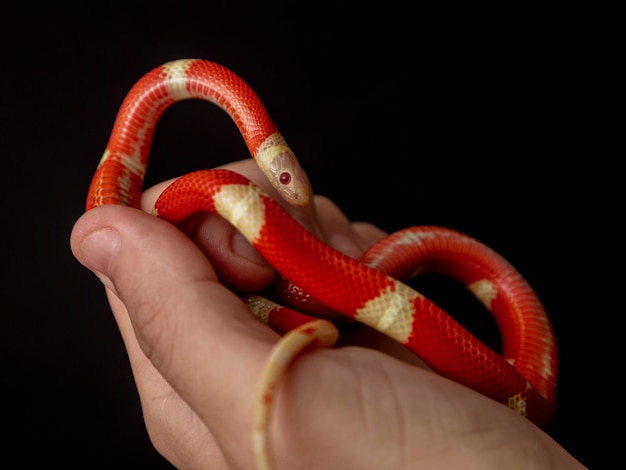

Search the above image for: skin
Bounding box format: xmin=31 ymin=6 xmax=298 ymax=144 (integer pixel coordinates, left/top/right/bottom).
xmin=70 ymin=160 xmax=586 ymax=469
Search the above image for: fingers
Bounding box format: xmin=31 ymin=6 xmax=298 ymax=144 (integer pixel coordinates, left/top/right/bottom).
xmin=70 ymin=205 xmax=275 ymax=468
xmin=141 ymin=177 xmax=274 ymax=293
xmin=142 ymin=160 xmax=388 ymax=265
xmin=141 ymin=160 xmax=311 ymax=291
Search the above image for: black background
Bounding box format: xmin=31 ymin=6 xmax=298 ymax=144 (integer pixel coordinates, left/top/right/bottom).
xmin=3 ymin=2 xmax=613 ymax=468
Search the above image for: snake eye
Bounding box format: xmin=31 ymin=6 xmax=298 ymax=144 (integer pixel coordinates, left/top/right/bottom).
xmin=279 ymin=171 xmax=292 ymax=185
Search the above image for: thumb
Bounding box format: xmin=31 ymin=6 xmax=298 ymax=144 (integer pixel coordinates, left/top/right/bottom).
xmin=70 ymin=204 xmax=276 ymax=467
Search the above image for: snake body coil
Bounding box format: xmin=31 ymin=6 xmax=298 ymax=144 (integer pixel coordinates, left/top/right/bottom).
xmin=87 ymin=58 xmax=559 ymax=470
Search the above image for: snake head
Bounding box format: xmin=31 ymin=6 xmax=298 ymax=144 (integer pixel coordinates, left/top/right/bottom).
xmin=267 ymin=150 xmax=312 ymax=207
xmin=255 ymin=132 xmax=312 ymax=207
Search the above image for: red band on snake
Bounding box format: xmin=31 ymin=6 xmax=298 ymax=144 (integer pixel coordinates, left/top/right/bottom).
xmin=86 ymin=59 xmax=559 ymax=470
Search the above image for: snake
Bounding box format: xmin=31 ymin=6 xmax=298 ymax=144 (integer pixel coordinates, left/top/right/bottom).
xmin=85 ymin=58 xmax=559 ymax=470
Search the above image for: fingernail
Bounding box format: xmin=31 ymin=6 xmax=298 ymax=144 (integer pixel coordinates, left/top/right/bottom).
xmin=80 ymin=228 xmax=121 ymax=283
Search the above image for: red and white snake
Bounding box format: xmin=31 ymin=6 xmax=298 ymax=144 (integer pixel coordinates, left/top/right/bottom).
xmin=86 ymin=59 xmax=559 ymax=470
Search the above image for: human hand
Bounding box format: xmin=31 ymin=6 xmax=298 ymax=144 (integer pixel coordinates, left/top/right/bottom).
xmin=70 ymin=160 xmax=584 ymax=469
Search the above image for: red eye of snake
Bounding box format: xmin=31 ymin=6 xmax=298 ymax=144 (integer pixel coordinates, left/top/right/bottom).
xmin=279 ymin=172 xmax=291 ymax=185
